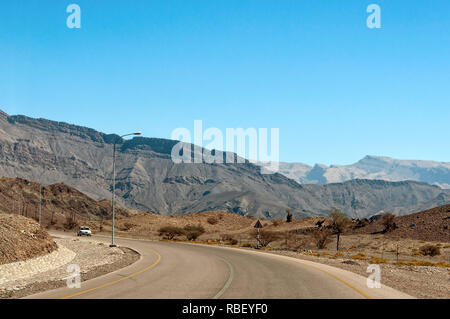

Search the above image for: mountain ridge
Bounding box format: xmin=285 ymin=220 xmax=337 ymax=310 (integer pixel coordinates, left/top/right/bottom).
xmin=1 ymin=109 xmax=449 ymax=219
xmin=275 ymin=155 xmax=450 ymax=189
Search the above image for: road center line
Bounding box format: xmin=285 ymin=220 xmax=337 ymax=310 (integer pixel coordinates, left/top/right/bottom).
xmin=212 ymin=257 xmax=234 ymax=299
xmin=60 ymin=248 xmax=161 ymax=299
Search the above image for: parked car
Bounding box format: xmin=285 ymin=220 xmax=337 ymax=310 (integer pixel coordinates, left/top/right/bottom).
xmin=77 ymin=226 xmax=92 ymax=236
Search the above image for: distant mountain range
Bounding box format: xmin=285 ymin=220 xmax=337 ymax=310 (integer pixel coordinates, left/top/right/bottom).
xmin=1 ymin=109 xmax=449 ymax=219
xmin=275 ymin=156 xmax=450 ymax=189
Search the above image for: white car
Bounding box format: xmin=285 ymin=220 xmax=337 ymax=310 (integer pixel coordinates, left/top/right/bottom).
xmin=77 ymin=226 xmax=92 ymax=236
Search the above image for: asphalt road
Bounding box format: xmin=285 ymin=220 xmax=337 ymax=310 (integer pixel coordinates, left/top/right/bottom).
xmin=26 ymin=233 xmax=413 ymax=299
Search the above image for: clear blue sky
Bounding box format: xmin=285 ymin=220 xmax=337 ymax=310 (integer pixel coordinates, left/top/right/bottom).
xmin=1 ymin=0 xmax=449 ymax=165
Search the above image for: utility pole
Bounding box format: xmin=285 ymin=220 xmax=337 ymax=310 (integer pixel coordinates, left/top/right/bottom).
xmin=39 ymin=184 xmax=42 ymax=225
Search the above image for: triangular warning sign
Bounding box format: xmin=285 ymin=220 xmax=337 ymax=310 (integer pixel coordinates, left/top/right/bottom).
xmin=254 ymin=220 xmax=263 ymax=229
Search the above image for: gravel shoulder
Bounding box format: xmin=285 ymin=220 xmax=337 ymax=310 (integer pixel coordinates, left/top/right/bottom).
xmin=260 ymin=249 xmax=449 ymax=299
xmin=0 ymin=236 xmax=140 ymax=299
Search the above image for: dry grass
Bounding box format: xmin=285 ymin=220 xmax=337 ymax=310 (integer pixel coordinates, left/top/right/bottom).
xmin=351 ymin=253 xmax=368 ymax=260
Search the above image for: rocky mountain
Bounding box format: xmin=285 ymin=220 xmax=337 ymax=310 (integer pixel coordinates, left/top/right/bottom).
xmin=1 ymin=109 xmax=449 ymax=218
xmin=275 ymin=156 xmax=450 ymax=189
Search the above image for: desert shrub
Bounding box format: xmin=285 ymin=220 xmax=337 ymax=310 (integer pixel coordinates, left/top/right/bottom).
xmin=381 ymin=213 xmax=397 ymax=233
xmin=158 ymin=226 xmax=185 ymax=240
xmin=220 ymin=234 xmax=238 ymax=245
xmin=286 ymin=208 xmax=293 ymax=223
xmin=315 ymin=220 xmax=325 ymax=228
xmin=351 ymin=253 xmax=368 ymax=260
xmin=220 ymin=234 xmax=233 ymax=241
xmin=329 ymin=208 xmax=350 ymax=250
xmin=207 ymin=217 xmax=218 ymax=225
xmin=256 ymin=230 xmax=279 ymax=247
xmin=184 ymin=224 xmax=205 ymax=233
xmin=241 ymin=242 xmax=252 ymax=248
xmin=183 ymin=225 xmax=205 ymax=241
xmin=353 ymin=218 xmax=369 ymax=229
xmin=419 ymin=245 xmax=441 ymax=257
xmin=63 ymin=215 xmax=78 ymax=230
xmin=272 ymin=220 xmax=280 ymax=227
xmin=185 ymin=231 xmax=202 ymax=241
xmin=370 ymin=257 xmax=388 ymax=264
xmin=311 ymin=229 xmax=331 ymax=249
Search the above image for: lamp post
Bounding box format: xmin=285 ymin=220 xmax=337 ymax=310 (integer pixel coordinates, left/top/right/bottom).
xmin=110 ymin=132 xmax=141 ymax=247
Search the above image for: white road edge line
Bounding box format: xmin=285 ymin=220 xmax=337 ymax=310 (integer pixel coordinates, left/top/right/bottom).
xmin=212 ymin=257 xmax=234 ymax=299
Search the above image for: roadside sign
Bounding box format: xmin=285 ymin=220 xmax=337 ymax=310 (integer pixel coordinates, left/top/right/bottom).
xmin=254 ymin=220 xmax=263 ymax=229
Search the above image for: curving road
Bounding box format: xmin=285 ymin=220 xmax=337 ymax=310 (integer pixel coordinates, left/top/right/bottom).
xmin=26 ymin=233 xmax=413 ymax=299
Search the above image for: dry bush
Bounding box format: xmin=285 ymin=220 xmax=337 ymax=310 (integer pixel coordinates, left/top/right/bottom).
xmin=286 ymin=208 xmax=293 ymax=223
xmin=183 ymin=224 xmax=205 ymax=241
xmin=220 ymin=234 xmax=234 ymax=241
xmin=382 ymin=213 xmax=397 ymax=233
xmin=255 ymin=229 xmax=279 ymax=247
xmin=158 ymin=226 xmax=185 ymax=240
xmin=311 ymin=229 xmax=331 ymax=249
xmin=63 ymin=215 xmax=78 ymax=230
xmin=207 ymin=217 xmax=218 ymax=225
xmin=419 ymin=244 xmax=441 ymax=257
xmin=353 ymin=218 xmax=369 ymax=229
xmin=272 ymin=220 xmax=280 ymax=227
xmin=329 ymin=208 xmax=350 ymax=250
xmin=370 ymin=257 xmax=388 ymax=264
xmin=351 ymin=253 xmax=368 ymax=260
xmin=220 ymin=234 xmax=237 ymax=245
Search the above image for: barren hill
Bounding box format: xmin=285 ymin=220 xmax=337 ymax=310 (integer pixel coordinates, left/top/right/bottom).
xmin=0 ymin=177 xmax=131 ymax=227
xmin=0 ymin=214 xmax=57 ymax=265
xmin=351 ymin=204 xmax=450 ymax=242
xmin=1 ymin=110 xmax=449 ymax=218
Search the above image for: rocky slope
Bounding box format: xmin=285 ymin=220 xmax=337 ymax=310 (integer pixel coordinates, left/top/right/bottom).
xmin=1 ymin=110 xmax=449 ymax=218
xmin=0 ymin=177 xmax=131 ymax=227
xmin=0 ymin=214 xmax=57 ymax=265
xmin=351 ymin=204 xmax=450 ymax=242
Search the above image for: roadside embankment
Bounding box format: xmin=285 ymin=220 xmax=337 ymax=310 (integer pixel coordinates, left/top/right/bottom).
xmin=0 ymin=214 xmax=57 ymax=265
xmin=0 ymin=229 xmax=139 ymax=298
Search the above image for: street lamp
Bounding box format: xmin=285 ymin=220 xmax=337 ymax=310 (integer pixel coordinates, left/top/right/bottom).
xmin=110 ymin=131 xmax=141 ymax=247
